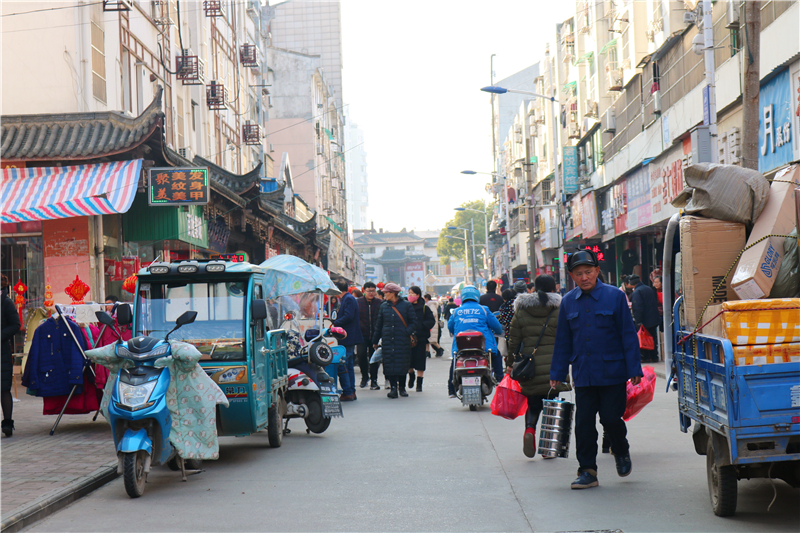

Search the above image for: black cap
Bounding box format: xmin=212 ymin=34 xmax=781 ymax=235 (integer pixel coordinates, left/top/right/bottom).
xmin=567 ymin=249 xmax=599 ymax=271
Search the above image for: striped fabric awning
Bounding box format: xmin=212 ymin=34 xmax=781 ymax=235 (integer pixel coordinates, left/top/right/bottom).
xmin=1 ymin=160 xmax=142 ymax=222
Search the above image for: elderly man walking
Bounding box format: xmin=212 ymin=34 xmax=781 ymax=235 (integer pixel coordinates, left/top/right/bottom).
xmin=550 ymin=249 xmax=643 ymax=490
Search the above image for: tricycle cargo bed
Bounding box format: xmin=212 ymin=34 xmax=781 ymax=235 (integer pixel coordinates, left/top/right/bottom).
xmin=674 ymin=331 xmax=800 ymax=465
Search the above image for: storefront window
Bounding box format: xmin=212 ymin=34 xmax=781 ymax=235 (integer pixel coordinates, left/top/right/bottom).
xmin=1 ymin=235 xmax=44 ymax=314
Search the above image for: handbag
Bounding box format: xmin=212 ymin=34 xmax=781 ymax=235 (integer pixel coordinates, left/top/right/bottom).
xmin=392 ymin=305 xmax=417 ymax=348
xmin=511 ymin=308 xmax=555 ymax=382
xmin=638 ymin=325 xmax=655 ymax=350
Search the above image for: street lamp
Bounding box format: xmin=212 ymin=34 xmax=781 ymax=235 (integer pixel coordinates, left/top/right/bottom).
xmin=444 ymin=233 xmax=469 ymax=285
xmin=447 ymin=224 xmax=478 ymax=285
xmin=462 ymin=169 xmax=512 ymax=284
xmin=454 ymin=205 xmax=490 ymax=276
xmin=481 ymin=72 xmax=564 ymax=290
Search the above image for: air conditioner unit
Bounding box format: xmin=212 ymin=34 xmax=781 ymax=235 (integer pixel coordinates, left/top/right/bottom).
xmin=579 ymin=24 xmax=591 ymax=34
xmin=607 ymin=68 xmax=623 ymax=92
xmin=652 ymin=90 xmax=662 ymax=114
xmin=584 ymin=100 xmax=598 ymax=117
xmin=178 ymin=147 xmax=193 ymax=160
xmin=316 ymin=144 xmax=324 ymax=155
xmin=568 ymin=123 xmax=580 ymax=139
xmin=151 ymin=0 xmax=173 ymax=26
xmin=269 ymin=143 xmax=275 ymax=153
xmin=683 ymin=11 xmax=696 ymax=25
xmin=529 ymin=124 xmax=537 ymax=137
xmin=726 ymin=0 xmax=740 ymax=28
xmin=246 ymin=0 xmax=259 ymax=19
xmin=602 ymin=107 xmax=616 ymax=133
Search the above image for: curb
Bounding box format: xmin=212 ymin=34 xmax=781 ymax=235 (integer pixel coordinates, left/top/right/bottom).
xmin=1 ymin=462 xmax=119 ymax=533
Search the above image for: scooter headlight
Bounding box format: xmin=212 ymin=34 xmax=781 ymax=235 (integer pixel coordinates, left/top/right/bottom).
xmin=118 ymin=381 xmax=158 ymax=410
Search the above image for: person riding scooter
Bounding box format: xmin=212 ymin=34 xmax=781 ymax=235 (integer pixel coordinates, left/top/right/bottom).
xmin=447 ymin=286 xmax=503 ymax=397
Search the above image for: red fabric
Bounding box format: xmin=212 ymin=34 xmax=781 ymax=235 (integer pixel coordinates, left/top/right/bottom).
xmin=624 ymin=366 xmax=656 ymax=421
xmin=98 ymin=320 xmax=132 ymax=347
xmin=42 ymin=373 xmax=100 ymax=415
xmin=490 ymin=375 xmax=528 ymax=420
xmin=638 ymin=325 xmax=655 ymax=350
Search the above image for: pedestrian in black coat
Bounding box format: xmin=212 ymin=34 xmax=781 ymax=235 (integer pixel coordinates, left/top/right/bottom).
xmin=2 ymin=294 xmax=21 ymax=436
xmin=626 ymin=275 xmax=661 ymax=362
xmin=371 ymin=283 xmax=418 ymax=399
xmin=406 ymin=286 xmax=435 ymax=392
xmin=356 ymin=282 xmax=382 ymax=390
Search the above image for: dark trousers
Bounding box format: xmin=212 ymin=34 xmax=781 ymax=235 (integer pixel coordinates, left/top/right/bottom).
xmin=356 ymin=343 xmax=379 ymax=382
xmin=524 ymin=389 xmax=558 ymax=428
xmin=574 ymin=383 xmax=629 ymax=473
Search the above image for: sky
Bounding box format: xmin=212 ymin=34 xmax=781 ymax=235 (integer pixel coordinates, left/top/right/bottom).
xmin=339 ymin=0 xmax=574 ymax=233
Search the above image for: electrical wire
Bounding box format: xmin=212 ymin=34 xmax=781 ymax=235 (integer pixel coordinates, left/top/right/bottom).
xmin=0 ymin=2 xmax=103 ymax=17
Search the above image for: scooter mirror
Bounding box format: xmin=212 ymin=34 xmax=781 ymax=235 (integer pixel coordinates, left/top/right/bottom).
xmin=95 ymin=311 xmax=115 ymax=328
xmin=116 ymin=304 xmax=132 ymax=325
xmin=176 ymin=311 xmax=198 ymax=326
xmin=330 ymin=310 xmax=337 ymax=321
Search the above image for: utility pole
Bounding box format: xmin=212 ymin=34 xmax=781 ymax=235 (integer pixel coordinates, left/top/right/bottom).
xmin=702 ymin=0 xmax=719 ymax=162
xmin=525 ymin=138 xmax=537 ymax=279
xmin=546 ymin=44 xmax=563 ymax=290
xmin=469 ymin=218 xmax=478 ymax=285
xmin=490 ymin=54 xmax=498 ymax=281
xmin=741 ymin=1 xmax=761 ymax=170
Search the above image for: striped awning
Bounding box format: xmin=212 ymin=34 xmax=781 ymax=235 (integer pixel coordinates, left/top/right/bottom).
xmin=1 ymin=160 xmax=142 ymax=222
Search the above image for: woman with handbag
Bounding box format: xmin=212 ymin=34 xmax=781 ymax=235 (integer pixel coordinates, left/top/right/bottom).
xmin=372 ymin=283 xmax=418 ymax=399
xmin=506 ymin=275 xmax=571 ymax=458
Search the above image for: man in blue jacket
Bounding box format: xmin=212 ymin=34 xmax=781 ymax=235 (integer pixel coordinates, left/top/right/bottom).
xmin=550 ymin=249 xmax=643 ymax=490
xmin=333 ymin=281 xmax=363 ymax=401
xmin=448 ymin=286 xmax=503 ymax=397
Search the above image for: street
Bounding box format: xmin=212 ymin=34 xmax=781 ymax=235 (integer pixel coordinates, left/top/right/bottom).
xmin=23 ymin=334 xmax=799 ymax=533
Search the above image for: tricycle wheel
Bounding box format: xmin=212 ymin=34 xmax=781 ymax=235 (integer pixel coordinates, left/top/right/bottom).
xmin=123 ymin=451 xmax=147 ymax=498
xmin=469 ymin=405 xmax=477 ymax=411
xmin=167 ymin=457 xmax=180 ymax=471
xmin=304 ymin=396 xmax=331 ymax=434
xmin=707 ymin=439 xmax=737 ymax=516
xmin=184 ymin=459 xmax=202 ymax=470
xmin=268 ymin=405 xmax=283 ymax=447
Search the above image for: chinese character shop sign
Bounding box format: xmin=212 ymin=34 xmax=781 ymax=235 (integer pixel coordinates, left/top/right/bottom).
xmin=759 ymin=69 xmax=793 ymax=173
xmin=148 ymin=167 xmax=209 ymax=206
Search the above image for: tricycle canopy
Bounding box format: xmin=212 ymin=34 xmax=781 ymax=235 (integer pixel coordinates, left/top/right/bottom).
xmin=259 ymin=255 xmax=340 ymax=299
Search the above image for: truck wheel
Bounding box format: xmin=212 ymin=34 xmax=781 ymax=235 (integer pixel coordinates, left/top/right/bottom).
xmin=123 ymin=451 xmax=147 ymax=498
xmin=304 ymin=396 xmax=331 ymax=434
xmin=268 ymin=405 xmax=283 ymax=447
xmin=707 ymin=439 xmax=737 ymax=516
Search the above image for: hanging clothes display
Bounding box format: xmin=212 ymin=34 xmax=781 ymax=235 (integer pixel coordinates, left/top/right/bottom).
xmin=21 ymin=317 xmax=87 ymax=397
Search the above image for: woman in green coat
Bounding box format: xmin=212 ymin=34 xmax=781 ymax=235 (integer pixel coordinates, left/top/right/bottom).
xmin=506 ymin=275 xmax=571 ymax=458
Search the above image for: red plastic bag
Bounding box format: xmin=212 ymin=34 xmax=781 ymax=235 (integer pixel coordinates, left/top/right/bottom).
xmin=490 ymin=375 xmax=528 ymax=420
xmin=624 ymin=366 xmax=656 ymax=421
xmin=638 ymin=325 xmax=655 ymax=350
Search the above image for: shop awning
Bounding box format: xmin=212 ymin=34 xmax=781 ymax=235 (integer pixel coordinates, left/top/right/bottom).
xmin=1 ymin=159 xmax=142 ymax=222
xmin=323 ymin=215 xmax=344 ymax=233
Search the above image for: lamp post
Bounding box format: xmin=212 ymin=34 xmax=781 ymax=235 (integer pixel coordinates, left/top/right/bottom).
xmin=444 ymin=233 xmax=469 ymax=285
xmin=461 ymin=170 xmax=510 ymax=284
xmin=454 ymin=203 xmax=489 ymax=277
xmin=447 ymin=224 xmax=478 ymax=285
xmin=481 ymin=69 xmax=563 ymax=290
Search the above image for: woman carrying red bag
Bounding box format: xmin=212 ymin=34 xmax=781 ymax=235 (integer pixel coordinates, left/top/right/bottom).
xmin=506 ymin=275 xmax=571 ymax=458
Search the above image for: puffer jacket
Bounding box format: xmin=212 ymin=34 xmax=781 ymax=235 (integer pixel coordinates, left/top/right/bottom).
xmin=372 ymin=299 xmax=418 ymax=376
xmin=22 ymin=317 xmax=87 ymax=397
xmin=410 ymin=299 xmax=435 ymax=341
xmin=506 ymin=292 xmax=571 ymax=397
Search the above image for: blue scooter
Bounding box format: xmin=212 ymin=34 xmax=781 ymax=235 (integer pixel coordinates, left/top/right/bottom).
xmin=95 ymin=308 xmax=200 ymax=498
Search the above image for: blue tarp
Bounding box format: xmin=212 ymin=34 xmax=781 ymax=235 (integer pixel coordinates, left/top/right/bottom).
xmin=259 ymin=255 xmax=340 ymax=299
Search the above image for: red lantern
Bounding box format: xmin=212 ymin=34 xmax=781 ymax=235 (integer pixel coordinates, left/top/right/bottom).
xmin=12 ymin=280 xmax=27 ymax=322
xmin=122 ymin=274 xmax=137 ymax=294
xmin=64 ymin=275 xmax=90 ymax=304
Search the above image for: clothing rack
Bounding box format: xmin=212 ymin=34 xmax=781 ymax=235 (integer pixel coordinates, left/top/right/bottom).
xmin=48 ymin=304 xmax=108 ymax=436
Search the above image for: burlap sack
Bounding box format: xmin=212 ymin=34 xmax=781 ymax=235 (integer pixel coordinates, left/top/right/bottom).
xmin=672 ymin=163 xmax=770 ymax=226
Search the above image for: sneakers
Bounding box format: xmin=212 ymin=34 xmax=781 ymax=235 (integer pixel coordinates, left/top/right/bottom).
xmin=571 ymin=470 xmax=599 ymax=489
xmin=615 ymin=453 xmax=632 ymax=477
xmin=370 ymin=381 xmax=380 ymax=390
xmin=523 ymin=427 xmax=536 ymax=458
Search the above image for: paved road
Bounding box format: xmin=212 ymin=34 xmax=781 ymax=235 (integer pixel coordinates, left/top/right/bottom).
xmin=26 ymin=336 xmax=799 ymax=532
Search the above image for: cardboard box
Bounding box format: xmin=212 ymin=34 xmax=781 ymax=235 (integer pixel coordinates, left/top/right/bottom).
xmin=731 ymin=165 xmax=800 ymax=299
xmin=680 ymin=216 xmax=746 ymax=325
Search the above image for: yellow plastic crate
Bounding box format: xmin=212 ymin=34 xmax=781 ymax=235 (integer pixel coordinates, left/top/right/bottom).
xmin=720 ymin=299 xmax=800 ymax=346
xmin=732 ymin=343 xmax=800 ymax=366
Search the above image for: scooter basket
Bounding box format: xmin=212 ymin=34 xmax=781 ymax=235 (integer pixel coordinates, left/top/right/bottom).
xmin=538 ymin=398 xmax=574 ymax=458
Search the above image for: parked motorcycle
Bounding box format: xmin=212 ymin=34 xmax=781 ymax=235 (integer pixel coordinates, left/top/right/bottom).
xmin=283 ymin=315 xmax=345 ymax=435
xmin=452 ymin=330 xmax=495 ymax=411
xmin=92 ymin=308 xmax=210 ymax=498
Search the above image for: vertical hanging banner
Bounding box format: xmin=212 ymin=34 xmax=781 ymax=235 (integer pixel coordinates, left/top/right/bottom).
xmin=758 ymin=68 xmax=793 ymax=173
xmin=148 ymin=167 xmax=210 ymax=206
xmin=562 ymin=146 xmax=579 ymax=194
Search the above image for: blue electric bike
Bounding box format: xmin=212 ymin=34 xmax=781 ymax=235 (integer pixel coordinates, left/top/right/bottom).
xmin=96 ymin=307 xmax=200 ymax=498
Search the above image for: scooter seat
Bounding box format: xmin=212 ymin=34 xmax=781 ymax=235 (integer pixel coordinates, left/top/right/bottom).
xmin=304 ymin=329 xmax=320 ymax=342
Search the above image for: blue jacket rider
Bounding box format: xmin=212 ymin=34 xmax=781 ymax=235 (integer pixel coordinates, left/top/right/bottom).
xmin=448 ymin=286 xmax=503 ymax=354
xmin=448 ymin=286 xmax=504 ymax=393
